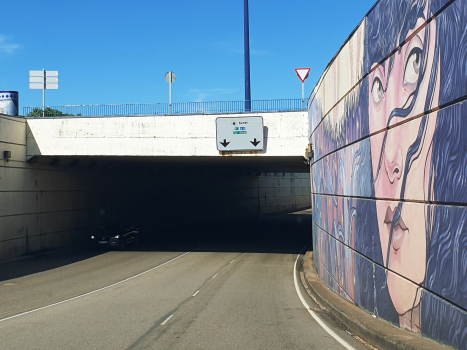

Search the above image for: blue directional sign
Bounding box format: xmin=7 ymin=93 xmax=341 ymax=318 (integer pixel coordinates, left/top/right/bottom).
xmin=216 ymin=116 xmax=264 ymax=151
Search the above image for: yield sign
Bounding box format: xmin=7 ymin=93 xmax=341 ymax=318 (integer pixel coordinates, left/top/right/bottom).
xmin=295 ymin=68 xmax=311 ymax=82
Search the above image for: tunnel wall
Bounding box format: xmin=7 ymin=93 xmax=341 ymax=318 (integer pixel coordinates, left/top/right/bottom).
xmin=309 ymin=0 xmax=467 ymax=348
xmin=258 ymin=173 xmax=310 ymax=215
xmin=0 ymin=115 xmax=102 ymax=261
xmin=98 ymin=168 xmax=310 ymax=230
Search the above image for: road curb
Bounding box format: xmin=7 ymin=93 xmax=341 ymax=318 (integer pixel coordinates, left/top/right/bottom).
xmin=300 ymin=251 xmax=454 ymax=350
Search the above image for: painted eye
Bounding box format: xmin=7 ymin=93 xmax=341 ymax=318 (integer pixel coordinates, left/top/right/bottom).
xmin=371 ymin=77 xmax=384 ymax=104
xmin=403 ymin=47 xmax=423 ymax=88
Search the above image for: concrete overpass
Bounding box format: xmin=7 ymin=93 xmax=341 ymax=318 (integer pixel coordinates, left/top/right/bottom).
xmin=25 ymin=111 xmax=309 ymax=173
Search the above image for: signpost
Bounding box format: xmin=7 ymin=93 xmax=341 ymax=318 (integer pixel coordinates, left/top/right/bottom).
xmin=29 ymin=69 xmax=59 ymax=117
xmin=165 ymin=71 xmax=176 ymax=114
xmin=295 ymin=68 xmax=310 ymax=110
xmin=216 ymin=116 xmax=264 ymax=151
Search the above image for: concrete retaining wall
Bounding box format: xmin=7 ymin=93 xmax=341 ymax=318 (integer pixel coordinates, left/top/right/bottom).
xmin=0 ymin=115 xmax=101 ymax=261
xmin=258 ymin=173 xmax=310 ymax=215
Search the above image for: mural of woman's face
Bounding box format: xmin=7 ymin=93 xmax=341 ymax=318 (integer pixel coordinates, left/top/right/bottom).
xmin=368 ymin=11 xmax=440 ymax=315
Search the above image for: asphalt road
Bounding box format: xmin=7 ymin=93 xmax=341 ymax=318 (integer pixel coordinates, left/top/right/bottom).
xmin=0 ymin=212 xmax=368 ymax=350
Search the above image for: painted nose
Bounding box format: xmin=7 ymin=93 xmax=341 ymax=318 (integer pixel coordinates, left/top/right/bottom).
xmin=384 ymin=148 xmax=403 ymax=184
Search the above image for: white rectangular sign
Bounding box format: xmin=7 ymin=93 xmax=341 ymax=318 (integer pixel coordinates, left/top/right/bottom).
xmin=29 ymin=70 xmax=44 ymax=77
xmin=29 ymin=82 xmax=59 ymax=89
xmin=46 ymin=71 xmax=58 ymax=77
xmin=46 ymin=77 xmax=58 ymax=83
xmin=216 ymin=116 xmax=264 ymax=151
xmin=29 ymin=77 xmax=43 ymax=83
xmin=29 ymin=83 xmax=44 ymax=89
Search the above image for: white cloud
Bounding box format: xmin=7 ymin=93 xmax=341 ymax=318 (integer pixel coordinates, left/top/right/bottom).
xmin=0 ymin=35 xmax=21 ymax=55
xmin=188 ymin=88 xmax=239 ymax=102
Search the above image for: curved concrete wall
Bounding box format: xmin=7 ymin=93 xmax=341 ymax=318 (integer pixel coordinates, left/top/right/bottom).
xmin=309 ymin=0 xmax=467 ymax=348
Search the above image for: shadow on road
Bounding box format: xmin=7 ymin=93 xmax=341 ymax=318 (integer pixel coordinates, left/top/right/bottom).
xmin=0 ymin=209 xmax=312 ymax=282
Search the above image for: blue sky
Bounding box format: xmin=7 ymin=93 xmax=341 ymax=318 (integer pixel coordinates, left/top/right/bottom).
xmin=0 ymin=0 xmax=375 ymax=113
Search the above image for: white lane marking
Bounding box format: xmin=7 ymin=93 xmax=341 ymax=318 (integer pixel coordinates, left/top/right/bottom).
xmin=230 ymin=259 xmax=235 ymax=264
xmin=212 ymin=273 xmax=218 ymax=279
xmin=294 ymin=254 xmax=356 ymax=350
xmin=193 ymin=290 xmax=200 ymax=297
xmin=0 ymin=251 xmax=191 ymax=323
xmin=161 ymin=314 xmax=174 ymax=325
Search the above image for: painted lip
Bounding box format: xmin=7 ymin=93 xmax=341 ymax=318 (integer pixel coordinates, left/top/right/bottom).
xmin=384 ymin=206 xmax=408 ymax=251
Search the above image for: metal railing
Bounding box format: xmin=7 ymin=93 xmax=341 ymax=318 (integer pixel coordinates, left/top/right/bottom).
xmin=23 ymin=99 xmax=305 ymax=117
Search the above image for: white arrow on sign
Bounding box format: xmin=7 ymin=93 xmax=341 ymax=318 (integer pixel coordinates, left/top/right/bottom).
xmin=295 ymin=68 xmax=311 ymax=83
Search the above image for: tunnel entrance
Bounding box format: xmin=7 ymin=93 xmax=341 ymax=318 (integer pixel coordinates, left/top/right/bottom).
xmin=82 ymin=158 xmax=311 ymax=249
xmin=2 ymin=154 xmax=310 ymax=262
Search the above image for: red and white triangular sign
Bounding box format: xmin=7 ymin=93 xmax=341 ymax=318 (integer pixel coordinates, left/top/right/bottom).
xmin=295 ymin=68 xmax=311 ymax=82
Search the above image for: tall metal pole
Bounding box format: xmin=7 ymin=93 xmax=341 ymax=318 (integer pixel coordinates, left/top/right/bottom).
xmin=42 ymin=68 xmax=45 ymax=118
xmin=244 ymin=0 xmax=251 ymax=112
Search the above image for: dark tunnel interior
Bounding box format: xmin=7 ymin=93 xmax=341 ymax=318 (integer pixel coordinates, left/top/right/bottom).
xmin=0 ymin=159 xmax=312 ymax=281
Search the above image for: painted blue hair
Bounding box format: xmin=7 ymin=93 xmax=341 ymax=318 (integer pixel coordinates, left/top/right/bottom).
xmin=313 ymin=1 xmax=467 ymax=348
xmin=359 ymin=0 xmax=467 ymax=348
xmin=356 ymin=0 xmax=426 ymax=325
xmin=422 ymin=0 xmax=467 ymax=347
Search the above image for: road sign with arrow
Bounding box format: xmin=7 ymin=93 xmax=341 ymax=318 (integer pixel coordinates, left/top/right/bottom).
xmin=250 ymin=138 xmax=260 ymax=146
xmin=216 ymin=116 xmax=264 ymax=151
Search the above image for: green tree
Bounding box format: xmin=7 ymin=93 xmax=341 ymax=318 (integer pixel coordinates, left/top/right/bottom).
xmin=26 ymin=107 xmax=75 ymax=118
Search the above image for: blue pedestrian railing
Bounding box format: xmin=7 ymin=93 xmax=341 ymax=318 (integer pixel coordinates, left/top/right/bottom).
xmin=23 ymin=99 xmax=305 ymax=118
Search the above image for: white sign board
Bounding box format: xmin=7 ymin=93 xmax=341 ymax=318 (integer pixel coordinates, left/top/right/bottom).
xmin=29 ymin=83 xmax=44 ymax=89
xmin=29 ymin=70 xmax=58 ymax=77
xmin=165 ymin=71 xmax=176 ymax=83
xmin=295 ymin=68 xmax=311 ymax=82
xmin=29 ymin=77 xmax=59 ymax=83
xmin=216 ymin=116 xmax=264 ymax=151
xmin=29 ymin=77 xmax=43 ymax=83
xmin=29 ymin=70 xmax=44 ymax=77
xmin=29 ymin=83 xmax=59 ymax=89
xmin=29 ymin=70 xmax=59 ymax=90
